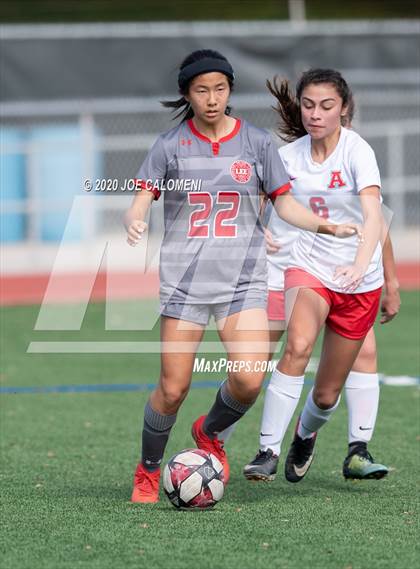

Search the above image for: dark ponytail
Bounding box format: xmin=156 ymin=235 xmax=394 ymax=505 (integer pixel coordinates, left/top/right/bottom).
xmin=161 ymin=49 xmax=235 ymax=122
xmin=161 ymin=96 xmax=194 ymax=122
xmin=268 ymin=68 xmax=355 ymax=142
xmin=266 ymin=77 xmax=306 ymax=143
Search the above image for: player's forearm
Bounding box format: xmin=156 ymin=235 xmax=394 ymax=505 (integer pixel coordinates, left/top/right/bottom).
xmin=353 ymin=210 xmax=381 ymax=272
xmin=124 ymin=191 xmax=154 ymax=230
xmin=382 ymin=234 xmax=400 ymax=291
xmin=273 ymin=193 xmax=336 ymax=235
xmin=259 ymin=193 xmax=269 ymax=225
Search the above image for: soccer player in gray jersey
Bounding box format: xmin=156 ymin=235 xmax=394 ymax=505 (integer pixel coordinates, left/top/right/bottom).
xmin=125 ymin=50 xmax=359 ymax=503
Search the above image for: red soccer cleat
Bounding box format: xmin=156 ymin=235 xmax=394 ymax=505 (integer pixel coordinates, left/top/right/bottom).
xmin=191 ymin=415 xmax=230 ymax=484
xmin=131 ymin=463 xmax=160 ymax=503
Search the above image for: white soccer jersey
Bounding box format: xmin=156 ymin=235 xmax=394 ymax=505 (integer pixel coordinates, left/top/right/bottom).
xmin=265 ymin=204 xmax=298 ymax=291
xmin=267 ymin=127 xmax=384 ymax=294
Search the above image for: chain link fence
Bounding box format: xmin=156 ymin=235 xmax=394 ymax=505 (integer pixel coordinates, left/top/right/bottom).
xmin=1 ymin=21 xmax=419 ymax=272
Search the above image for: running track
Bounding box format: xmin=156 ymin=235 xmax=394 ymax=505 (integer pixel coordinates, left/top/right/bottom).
xmin=1 ymin=264 xmax=419 ymax=306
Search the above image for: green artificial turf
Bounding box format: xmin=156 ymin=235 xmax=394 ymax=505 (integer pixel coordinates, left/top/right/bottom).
xmin=1 ymin=291 xmax=419 ymax=569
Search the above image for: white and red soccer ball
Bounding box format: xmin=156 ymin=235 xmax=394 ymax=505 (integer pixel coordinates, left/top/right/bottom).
xmin=163 ymin=448 xmax=225 ymax=510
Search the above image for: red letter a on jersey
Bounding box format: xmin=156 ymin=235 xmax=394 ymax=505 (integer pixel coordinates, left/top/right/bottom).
xmin=328 ymin=171 xmax=346 ymax=189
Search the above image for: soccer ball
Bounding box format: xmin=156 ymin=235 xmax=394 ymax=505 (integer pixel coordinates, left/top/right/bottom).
xmin=163 ymin=448 xmax=225 ymax=510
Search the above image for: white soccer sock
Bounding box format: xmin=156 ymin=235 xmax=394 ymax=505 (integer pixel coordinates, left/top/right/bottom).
xmin=345 ymin=371 xmax=379 ymax=444
xmin=217 ymin=422 xmax=237 ymax=443
xmin=298 ymin=387 xmax=341 ymax=439
xmin=259 ymin=369 xmax=305 ymax=455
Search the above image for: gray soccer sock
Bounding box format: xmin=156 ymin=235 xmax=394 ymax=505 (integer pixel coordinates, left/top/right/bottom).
xmin=141 ymin=401 xmax=177 ymax=472
xmin=203 ymin=381 xmax=254 ymax=437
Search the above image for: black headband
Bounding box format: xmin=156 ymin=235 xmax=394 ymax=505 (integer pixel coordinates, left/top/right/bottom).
xmin=178 ymin=58 xmax=234 ymax=89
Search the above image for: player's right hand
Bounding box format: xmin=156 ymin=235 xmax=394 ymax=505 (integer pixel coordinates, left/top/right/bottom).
xmin=333 ymin=263 xmax=365 ymax=292
xmin=264 ymin=228 xmax=281 ymax=254
xmin=126 ymin=220 xmax=148 ymax=246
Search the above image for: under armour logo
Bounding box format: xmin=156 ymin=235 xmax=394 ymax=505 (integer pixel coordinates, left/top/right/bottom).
xmin=181 ymin=138 xmax=192 ymax=146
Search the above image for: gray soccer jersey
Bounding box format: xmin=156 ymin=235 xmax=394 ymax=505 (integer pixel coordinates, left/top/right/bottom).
xmin=135 ymin=118 xmax=290 ymax=304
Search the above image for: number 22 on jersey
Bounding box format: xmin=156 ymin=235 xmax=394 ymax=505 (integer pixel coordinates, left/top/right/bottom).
xmin=188 ymin=191 xmax=241 ymax=238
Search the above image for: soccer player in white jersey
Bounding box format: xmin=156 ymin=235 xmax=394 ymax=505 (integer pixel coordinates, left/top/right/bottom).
xmin=124 ymin=53 xmax=359 ymax=503
xmin=242 ymin=69 xmax=399 ymax=484
xmin=243 ymin=205 xmax=400 ymax=481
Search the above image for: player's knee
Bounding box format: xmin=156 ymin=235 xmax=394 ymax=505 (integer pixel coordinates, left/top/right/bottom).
xmin=312 ymin=388 xmax=340 ymax=410
xmin=158 ymin=380 xmax=189 ymax=411
xmin=227 ymin=373 xmax=262 ymax=403
xmin=283 ymin=336 xmax=313 ymax=366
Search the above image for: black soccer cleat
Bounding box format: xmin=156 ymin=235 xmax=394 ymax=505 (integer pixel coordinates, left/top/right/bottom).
xmin=284 ymin=430 xmax=317 ymax=483
xmin=343 ymin=445 xmax=389 ymax=480
xmin=243 ymin=449 xmax=279 ymax=481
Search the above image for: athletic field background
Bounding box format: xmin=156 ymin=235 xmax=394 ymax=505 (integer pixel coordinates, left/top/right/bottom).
xmin=1 ymin=4 xmax=419 ymax=567
xmin=1 ymin=290 xmax=419 ymax=569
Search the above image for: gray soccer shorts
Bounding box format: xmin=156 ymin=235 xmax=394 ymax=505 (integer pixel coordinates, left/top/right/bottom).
xmin=160 ymin=294 xmax=267 ymax=326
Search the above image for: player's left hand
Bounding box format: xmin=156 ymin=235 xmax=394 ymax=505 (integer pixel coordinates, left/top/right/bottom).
xmin=264 ymin=228 xmax=281 ymax=254
xmin=334 ymin=223 xmax=363 ymax=240
xmin=380 ymin=284 xmax=401 ymax=324
xmin=333 ymin=263 xmax=365 ymax=293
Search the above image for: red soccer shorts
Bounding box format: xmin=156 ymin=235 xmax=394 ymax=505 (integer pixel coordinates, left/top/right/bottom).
xmin=284 ymin=268 xmax=382 ymax=340
xmin=267 ymin=290 xmax=286 ymax=321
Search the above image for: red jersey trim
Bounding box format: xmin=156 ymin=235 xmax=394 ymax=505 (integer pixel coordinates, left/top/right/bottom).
xmin=219 ymin=118 xmax=241 ymax=143
xmin=187 ymin=118 xmax=241 ymax=144
xmin=269 ymin=182 xmax=291 ymax=202
xmin=134 ymin=178 xmax=161 ymax=200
